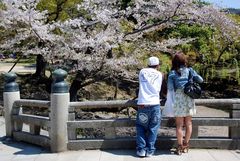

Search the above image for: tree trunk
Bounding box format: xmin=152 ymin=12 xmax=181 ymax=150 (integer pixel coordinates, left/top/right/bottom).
xmin=69 ymin=79 xmax=82 ymax=101
xmin=114 ymin=80 xmax=118 ymax=99
xmin=32 ymin=54 xmax=52 ymax=93
xmin=34 ymin=54 xmax=47 ymax=77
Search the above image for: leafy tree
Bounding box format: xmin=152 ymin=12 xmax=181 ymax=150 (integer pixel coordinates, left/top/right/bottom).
xmin=1 ymin=0 xmax=240 ymax=100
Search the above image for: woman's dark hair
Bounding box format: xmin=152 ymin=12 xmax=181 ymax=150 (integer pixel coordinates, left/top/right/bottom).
xmin=171 ymin=52 xmax=187 ymax=71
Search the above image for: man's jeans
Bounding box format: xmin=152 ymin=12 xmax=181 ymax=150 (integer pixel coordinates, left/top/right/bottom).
xmin=136 ymin=105 xmax=161 ymax=154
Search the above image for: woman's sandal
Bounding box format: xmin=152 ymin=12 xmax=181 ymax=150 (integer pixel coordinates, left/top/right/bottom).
xmin=176 ymin=144 xmax=183 ymax=155
xmin=182 ymin=142 xmax=189 ymax=153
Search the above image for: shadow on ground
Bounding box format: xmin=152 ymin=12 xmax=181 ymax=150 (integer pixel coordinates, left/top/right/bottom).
xmin=0 ymin=136 xmax=50 ymax=155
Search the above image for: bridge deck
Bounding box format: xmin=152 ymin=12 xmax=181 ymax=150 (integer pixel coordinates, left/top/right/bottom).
xmin=0 ymin=116 xmax=239 ymax=161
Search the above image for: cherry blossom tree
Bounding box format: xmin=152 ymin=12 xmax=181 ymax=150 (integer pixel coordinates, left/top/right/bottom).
xmin=1 ymin=0 xmax=239 ymax=100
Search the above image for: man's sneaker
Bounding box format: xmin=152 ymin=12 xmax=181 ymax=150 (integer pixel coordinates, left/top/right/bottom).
xmin=136 ymin=150 xmax=146 ymax=157
xmin=146 ymin=151 xmax=154 ymax=157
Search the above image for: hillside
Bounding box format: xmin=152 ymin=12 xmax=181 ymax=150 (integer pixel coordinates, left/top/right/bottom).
xmin=227 ymin=8 xmax=240 ymax=15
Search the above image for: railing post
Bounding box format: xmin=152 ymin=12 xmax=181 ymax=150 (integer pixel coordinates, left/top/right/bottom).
xmin=229 ymin=104 xmax=240 ymax=141
xmin=105 ymin=127 xmax=116 ymax=139
xmin=50 ymin=69 xmax=69 ymax=152
xmin=68 ymin=110 xmax=77 ymax=140
xmin=191 ymin=126 xmax=199 ymax=138
xmin=3 ymin=72 xmax=20 ymax=137
xmin=30 ymin=124 xmax=41 ymax=135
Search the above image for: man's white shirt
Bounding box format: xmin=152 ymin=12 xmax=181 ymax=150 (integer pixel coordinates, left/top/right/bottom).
xmin=137 ymin=68 xmax=163 ymax=105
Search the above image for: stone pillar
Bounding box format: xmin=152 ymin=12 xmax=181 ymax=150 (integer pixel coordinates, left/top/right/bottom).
xmin=50 ymin=69 xmax=69 ymax=152
xmin=229 ymin=104 xmax=240 ymax=139
xmin=3 ymin=72 xmax=20 ymax=137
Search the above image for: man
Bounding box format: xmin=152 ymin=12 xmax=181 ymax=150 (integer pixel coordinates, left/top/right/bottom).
xmin=136 ymin=56 xmax=163 ymax=157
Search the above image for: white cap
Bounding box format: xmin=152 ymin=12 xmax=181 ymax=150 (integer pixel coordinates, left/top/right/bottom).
xmin=148 ymin=56 xmax=159 ymax=66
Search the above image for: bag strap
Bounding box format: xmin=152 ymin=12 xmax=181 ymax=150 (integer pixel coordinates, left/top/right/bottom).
xmin=188 ymin=68 xmax=193 ymax=82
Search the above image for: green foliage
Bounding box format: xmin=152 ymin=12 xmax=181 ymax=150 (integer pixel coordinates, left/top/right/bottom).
xmin=166 ymin=24 xmax=213 ymax=39
xmin=0 ymin=2 xmax=8 ymax=43
xmin=158 ymin=53 xmax=171 ymax=73
xmin=220 ymin=68 xmax=228 ymax=79
xmin=37 ymin=0 xmax=83 ymax=21
xmin=193 ymin=0 xmax=211 ymax=6
xmin=0 ymin=1 xmax=6 ymax=10
xmin=113 ymin=17 xmax=239 ymax=83
xmin=156 ymin=22 xmax=240 ymax=82
xmin=119 ymin=19 xmax=135 ymax=33
xmin=112 ymin=42 xmax=137 ymax=59
xmin=52 ymin=27 xmax=63 ymax=35
xmin=37 ymin=0 xmax=56 ymax=13
xmin=181 ymin=44 xmax=192 ymax=53
xmin=192 ymin=63 xmax=201 ymax=73
xmin=165 ymin=24 xmax=213 ymax=53
xmin=232 ymin=58 xmax=240 ymax=84
xmin=210 ymin=65 xmax=215 ymax=79
xmin=229 ymin=14 xmax=240 ymax=26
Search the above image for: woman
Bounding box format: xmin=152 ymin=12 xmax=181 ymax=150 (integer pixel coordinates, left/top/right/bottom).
xmin=167 ymin=52 xmax=203 ymax=155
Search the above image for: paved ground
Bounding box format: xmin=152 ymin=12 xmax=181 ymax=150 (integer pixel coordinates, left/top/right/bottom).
xmin=0 ymin=116 xmax=240 ymax=161
xmin=0 ymin=62 xmax=35 ymax=73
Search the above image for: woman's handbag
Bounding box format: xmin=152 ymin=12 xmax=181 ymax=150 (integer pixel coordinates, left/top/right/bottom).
xmin=184 ymin=70 xmax=202 ymax=99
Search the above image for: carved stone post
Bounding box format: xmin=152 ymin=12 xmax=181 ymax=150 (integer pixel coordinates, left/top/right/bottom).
xmin=3 ymin=72 xmax=20 ymax=137
xmin=229 ymin=104 xmax=240 ymax=138
xmin=50 ymin=69 xmax=69 ymax=152
xmin=229 ymin=104 xmax=240 ymax=149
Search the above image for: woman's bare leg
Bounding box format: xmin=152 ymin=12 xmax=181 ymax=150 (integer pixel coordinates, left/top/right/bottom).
xmin=184 ymin=116 xmax=192 ymax=144
xmin=175 ymin=117 xmax=184 ymax=145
